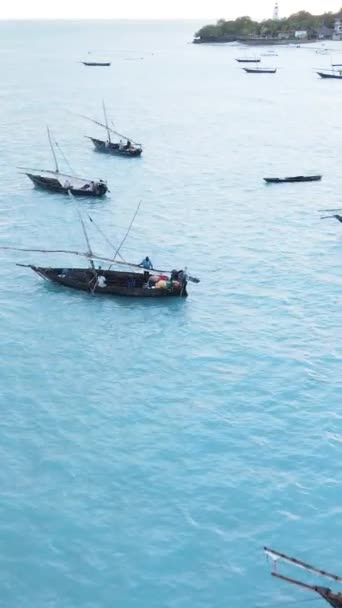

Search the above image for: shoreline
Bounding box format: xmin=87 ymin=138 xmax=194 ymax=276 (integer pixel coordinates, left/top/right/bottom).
xmin=193 ymin=37 xmax=330 ymax=45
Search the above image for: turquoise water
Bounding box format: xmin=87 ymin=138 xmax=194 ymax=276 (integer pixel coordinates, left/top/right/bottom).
xmin=0 ymin=20 xmax=341 ymax=608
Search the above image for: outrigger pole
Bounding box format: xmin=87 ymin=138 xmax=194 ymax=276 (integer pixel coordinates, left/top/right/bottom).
xmin=264 ymin=547 xmax=342 ymax=583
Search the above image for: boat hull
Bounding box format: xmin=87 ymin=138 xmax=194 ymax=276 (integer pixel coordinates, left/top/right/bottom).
xmin=31 ymin=267 xmax=188 ymax=298
xmin=82 ymin=62 xmax=111 ymax=66
xmin=317 ymin=71 xmax=342 ymax=79
xmin=264 ymin=175 xmax=322 ymax=183
xmin=88 ymin=137 xmax=142 ymax=157
xmin=26 ymin=174 xmax=108 ymax=197
xmin=243 ymin=68 xmax=277 ymax=73
xmin=236 ymin=58 xmax=261 ymax=63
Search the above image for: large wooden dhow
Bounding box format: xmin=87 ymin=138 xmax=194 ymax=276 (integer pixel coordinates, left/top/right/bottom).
xmin=264 ymin=547 xmax=342 ymax=608
xmin=21 ymin=128 xmax=108 ymax=197
xmin=16 ymin=264 xmax=195 ymax=298
xmin=1 ymin=211 xmax=199 ymax=299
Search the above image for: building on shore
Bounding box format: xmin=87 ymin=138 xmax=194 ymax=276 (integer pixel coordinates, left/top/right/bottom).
xmin=294 ymin=30 xmax=308 ymax=39
xmin=317 ymin=25 xmax=333 ymax=39
xmin=333 ymin=19 xmax=342 ymax=40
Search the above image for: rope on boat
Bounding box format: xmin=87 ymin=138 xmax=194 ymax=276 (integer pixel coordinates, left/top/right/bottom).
xmin=73 ymin=111 xmax=141 ymax=146
xmin=68 ymin=191 xmax=96 ymax=271
xmin=54 ymin=140 xmax=76 ymax=176
xmin=109 ymin=200 xmax=142 ymax=268
xmin=87 ymin=215 xmax=126 ymax=263
xmin=3 ymin=246 xmax=200 ymax=282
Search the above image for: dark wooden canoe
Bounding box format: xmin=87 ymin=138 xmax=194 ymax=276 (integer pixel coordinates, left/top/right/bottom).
xmin=236 ymin=58 xmax=261 ymax=63
xmin=264 ymin=175 xmax=322 ymax=183
xmin=87 ymin=137 xmax=143 ymax=157
xmin=82 ymin=61 xmax=111 ymax=67
xmin=243 ymin=67 xmax=277 ymax=73
xmin=26 ymin=173 xmax=108 ymax=197
xmin=28 ymin=266 xmax=189 ymax=297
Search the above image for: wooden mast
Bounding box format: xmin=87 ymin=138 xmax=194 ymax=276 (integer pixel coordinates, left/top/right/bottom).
xmin=76 ymin=112 xmax=141 ymax=145
xmin=46 ymin=126 xmax=59 ymax=173
xmin=102 ymin=100 xmax=111 ymax=144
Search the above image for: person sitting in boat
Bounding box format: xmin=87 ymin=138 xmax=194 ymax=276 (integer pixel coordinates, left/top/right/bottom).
xmin=125 ymin=140 xmax=131 ymax=150
xmin=105 ymin=140 xmax=110 ymax=148
xmin=119 ymin=139 xmax=124 ymax=150
xmin=64 ymin=179 xmax=71 ymax=190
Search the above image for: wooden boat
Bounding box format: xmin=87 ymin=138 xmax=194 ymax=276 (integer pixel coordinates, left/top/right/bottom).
xmin=235 ymin=58 xmax=261 ymax=63
xmin=317 ymin=70 xmax=342 ymax=79
xmin=264 ymin=175 xmax=322 ymax=183
xmin=81 ymin=103 xmax=143 ymax=157
xmin=243 ymin=67 xmax=277 ymax=74
xmin=87 ymin=137 xmax=142 ymax=157
xmin=19 ymin=265 xmax=191 ymax=297
xmin=264 ymin=547 xmax=342 ymax=608
xmin=24 ymin=171 xmax=108 ymax=196
xmin=82 ymin=61 xmax=111 ymax=67
xmin=2 ymin=207 xmax=199 ymax=299
xmin=21 ymin=128 xmax=108 ymax=197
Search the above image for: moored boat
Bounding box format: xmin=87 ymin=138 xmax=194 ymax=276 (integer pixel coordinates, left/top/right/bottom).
xmin=264 ymin=175 xmax=322 ymax=183
xmin=19 ymin=265 xmax=192 ymax=297
xmin=82 ymin=61 xmax=111 ymax=66
xmin=24 ymin=171 xmax=108 ymax=196
xmin=81 ymin=102 xmax=143 ymax=157
xmin=87 ymin=137 xmax=142 ymax=157
xmin=317 ymin=70 xmax=342 ymax=79
xmin=21 ymin=128 xmax=108 ymax=197
xmin=243 ymin=67 xmax=277 ymax=73
xmin=235 ymin=57 xmax=261 ymax=63
xmin=2 ymin=208 xmax=199 ymax=299
xmin=264 ymin=547 xmax=342 ymax=608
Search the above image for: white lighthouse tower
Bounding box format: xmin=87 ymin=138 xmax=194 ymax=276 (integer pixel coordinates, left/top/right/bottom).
xmin=273 ymin=2 xmax=279 ymax=20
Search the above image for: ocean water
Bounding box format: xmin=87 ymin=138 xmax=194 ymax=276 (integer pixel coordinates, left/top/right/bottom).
xmin=0 ymin=19 xmax=341 ymax=608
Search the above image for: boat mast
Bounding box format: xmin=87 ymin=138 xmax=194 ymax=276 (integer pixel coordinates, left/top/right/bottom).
xmin=102 ymin=101 xmax=111 ymax=144
xmin=76 ymin=112 xmax=140 ymax=145
xmin=47 ymin=126 xmax=59 ymax=173
xmin=67 ymin=191 xmax=95 ymax=270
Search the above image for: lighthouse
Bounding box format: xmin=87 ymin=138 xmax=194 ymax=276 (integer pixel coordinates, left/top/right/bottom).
xmin=273 ymin=2 xmax=279 ymax=20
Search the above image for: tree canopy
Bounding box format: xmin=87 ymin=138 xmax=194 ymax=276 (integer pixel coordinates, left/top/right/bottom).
xmin=194 ymin=8 xmax=342 ymax=41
